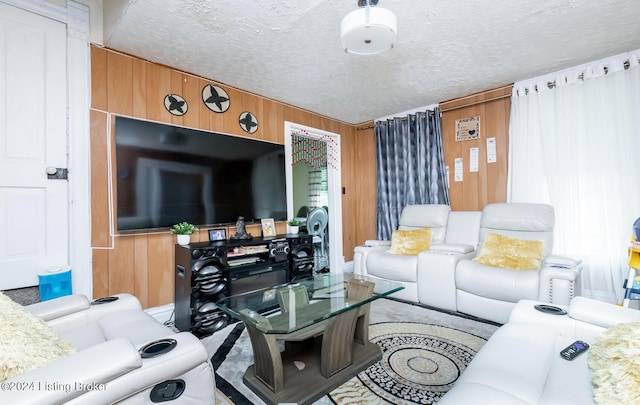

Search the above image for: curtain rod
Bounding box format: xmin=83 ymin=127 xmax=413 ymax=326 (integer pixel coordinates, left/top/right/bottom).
xmin=536 ymin=61 xmax=631 ymax=90
xmin=359 ymin=86 xmax=513 ymax=125
xmin=439 ymin=92 xmax=511 ymax=112
xmin=544 ymin=60 xmax=631 ymax=90
xmin=519 ymin=59 xmax=635 ymax=95
xmin=358 ymin=116 xmax=414 ymax=130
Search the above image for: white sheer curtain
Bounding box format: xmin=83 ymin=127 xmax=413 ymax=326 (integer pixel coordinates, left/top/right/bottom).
xmin=509 ymin=49 xmax=640 ymax=303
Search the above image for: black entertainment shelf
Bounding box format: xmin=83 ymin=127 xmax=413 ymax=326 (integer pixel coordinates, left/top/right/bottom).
xmin=174 ymin=234 xmax=314 ymax=337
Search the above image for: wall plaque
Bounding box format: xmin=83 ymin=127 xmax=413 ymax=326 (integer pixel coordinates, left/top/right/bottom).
xmin=455 ymin=116 xmax=480 ymax=141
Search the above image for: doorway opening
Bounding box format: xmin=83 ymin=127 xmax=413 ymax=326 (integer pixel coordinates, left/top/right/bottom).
xmin=284 ymin=122 xmax=343 ymax=273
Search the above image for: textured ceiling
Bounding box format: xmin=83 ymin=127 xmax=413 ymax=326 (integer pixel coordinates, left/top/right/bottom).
xmin=103 ymin=0 xmax=640 ymax=125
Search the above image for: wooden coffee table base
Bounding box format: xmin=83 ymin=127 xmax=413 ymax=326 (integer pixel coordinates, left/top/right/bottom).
xmin=243 ymin=336 xmax=381 ymax=405
xmin=232 ymin=278 xmax=386 ymax=405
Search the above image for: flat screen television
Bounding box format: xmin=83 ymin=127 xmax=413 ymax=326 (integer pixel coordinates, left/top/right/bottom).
xmin=114 ymin=116 xmax=287 ymax=232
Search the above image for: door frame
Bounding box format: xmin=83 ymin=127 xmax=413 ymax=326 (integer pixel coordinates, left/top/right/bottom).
xmin=4 ymin=0 xmax=92 ymax=297
xmin=284 ymin=121 xmax=344 ymax=273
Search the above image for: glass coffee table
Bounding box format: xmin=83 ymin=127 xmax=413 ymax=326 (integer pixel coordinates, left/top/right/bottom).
xmin=216 ymin=273 xmax=403 ymax=405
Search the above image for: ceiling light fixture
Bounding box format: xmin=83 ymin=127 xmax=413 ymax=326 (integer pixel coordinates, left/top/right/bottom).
xmin=341 ymin=0 xmax=397 ymax=55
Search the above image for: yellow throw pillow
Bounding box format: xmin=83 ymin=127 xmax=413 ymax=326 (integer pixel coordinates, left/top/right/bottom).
xmin=387 ymin=228 xmax=432 ymax=256
xmin=473 ymin=233 xmax=545 ymax=270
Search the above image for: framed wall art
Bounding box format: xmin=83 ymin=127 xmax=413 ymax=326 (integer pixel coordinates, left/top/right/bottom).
xmin=202 ymin=84 xmax=230 ymax=113
xmin=164 ymin=94 xmax=188 ymax=116
xmin=239 ymin=111 xmax=258 ymax=134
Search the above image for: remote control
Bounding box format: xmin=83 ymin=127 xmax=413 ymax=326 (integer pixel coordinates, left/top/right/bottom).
xmin=560 ymin=340 xmax=589 ymax=360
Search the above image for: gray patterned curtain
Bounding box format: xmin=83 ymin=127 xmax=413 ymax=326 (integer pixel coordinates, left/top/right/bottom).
xmin=375 ymin=108 xmax=449 ymax=239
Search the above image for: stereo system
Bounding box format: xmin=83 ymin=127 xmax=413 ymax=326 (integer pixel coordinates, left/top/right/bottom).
xmin=268 ymin=238 xmax=290 ymax=262
xmin=175 ymin=235 xmax=314 ymax=337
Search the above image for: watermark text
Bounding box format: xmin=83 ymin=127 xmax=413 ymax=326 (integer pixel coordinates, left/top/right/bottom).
xmin=1 ymin=381 xmax=106 ymax=393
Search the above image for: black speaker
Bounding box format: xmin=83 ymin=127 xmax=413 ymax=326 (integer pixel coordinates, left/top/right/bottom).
xmin=175 ymin=243 xmax=230 ymax=337
xmin=287 ymin=234 xmax=314 ymax=281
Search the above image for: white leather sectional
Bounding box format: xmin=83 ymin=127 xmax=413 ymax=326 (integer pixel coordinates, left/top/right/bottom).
xmin=1 ymin=293 xmax=216 ymax=404
xmin=353 ymin=203 xmax=582 ymax=323
xmin=439 ymin=297 xmax=640 ymax=404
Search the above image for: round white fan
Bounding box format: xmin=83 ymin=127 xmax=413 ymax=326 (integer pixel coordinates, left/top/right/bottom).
xmin=307 ymin=207 xmax=329 ymax=271
xmin=307 ymin=207 xmax=328 ymax=237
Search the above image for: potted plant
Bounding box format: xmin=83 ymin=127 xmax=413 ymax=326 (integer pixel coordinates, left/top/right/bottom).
xmin=287 ymin=218 xmax=301 ymax=234
xmin=171 ymin=222 xmax=198 ymax=246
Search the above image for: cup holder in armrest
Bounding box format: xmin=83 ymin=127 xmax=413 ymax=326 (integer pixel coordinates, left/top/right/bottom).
xmin=139 ymin=339 xmax=178 ymax=358
xmin=534 ymin=304 xmax=567 ymax=315
xmin=91 ymin=296 xmax=119 ymax=305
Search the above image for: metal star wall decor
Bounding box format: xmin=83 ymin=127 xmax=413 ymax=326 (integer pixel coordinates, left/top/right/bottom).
xmin=239 ymin=112 xmax=258 ymax=134
xmin=202 ymin=84 xmax=230 ymax=113
xmin=164 ymin=94 xmax=188 ymax=116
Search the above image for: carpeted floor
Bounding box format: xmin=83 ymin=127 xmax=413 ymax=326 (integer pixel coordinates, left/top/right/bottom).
xmin=1 ymin=286 xmax=40 ymax=306
xmin=202 ymin=297 xmax=500 ymax=405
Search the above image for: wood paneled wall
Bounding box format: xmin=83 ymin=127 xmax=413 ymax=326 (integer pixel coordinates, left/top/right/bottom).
xmin=353 ymin=124 xmax=378 ymax=244
xmin=90 ymin=45 xmax=357 ymax=308
xmin=346 ymin=89 xmax=512 ymax=243
xmin=89 ymin=46 xmax=511 ymax=308
xmin=440 ymin=86 xmax=512 ymax=211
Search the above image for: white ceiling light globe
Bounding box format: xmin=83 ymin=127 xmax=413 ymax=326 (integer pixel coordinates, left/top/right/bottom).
xmin=341 ymin=6 xmax=397 ymax=55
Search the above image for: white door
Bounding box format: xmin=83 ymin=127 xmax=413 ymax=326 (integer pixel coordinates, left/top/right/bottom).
xmin=0 ymin=4 xmax=68 ymax=289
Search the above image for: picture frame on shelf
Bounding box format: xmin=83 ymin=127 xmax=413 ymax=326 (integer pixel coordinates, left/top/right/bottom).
xmin=261 ymin=218 xmax=275 ymax=237
xmin=208 ymin=228 xmax=227 ymax=241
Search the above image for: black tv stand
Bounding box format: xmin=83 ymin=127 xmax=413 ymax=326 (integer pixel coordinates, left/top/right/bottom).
xmin=174 ymin=234 xmax=313 ymax=337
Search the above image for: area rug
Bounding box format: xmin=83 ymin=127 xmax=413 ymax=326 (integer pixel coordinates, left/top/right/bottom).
xmin=206 ymin=297 xmax=500 ymax=405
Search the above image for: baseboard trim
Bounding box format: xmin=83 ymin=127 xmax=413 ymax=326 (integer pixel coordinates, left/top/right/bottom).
xmin=145 ymin=303 xmax=175 ymax=324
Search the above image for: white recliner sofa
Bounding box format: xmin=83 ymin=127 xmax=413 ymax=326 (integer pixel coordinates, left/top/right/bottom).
xmin=0 ymin=293 xmax=216 ymax=404
xmin=353 ymin=204 xmax=482 ymax=302
xmin=354 ymin=203 xmax=582 ymax=324
xmin=439 ymin=297 xmax=640 ymax=404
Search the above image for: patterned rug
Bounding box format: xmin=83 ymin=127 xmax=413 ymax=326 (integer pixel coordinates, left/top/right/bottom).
xmin=206 ymin=297 xmax=500 ymax=405
xmin=329 ymin=322 xmax=487 ymax=404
